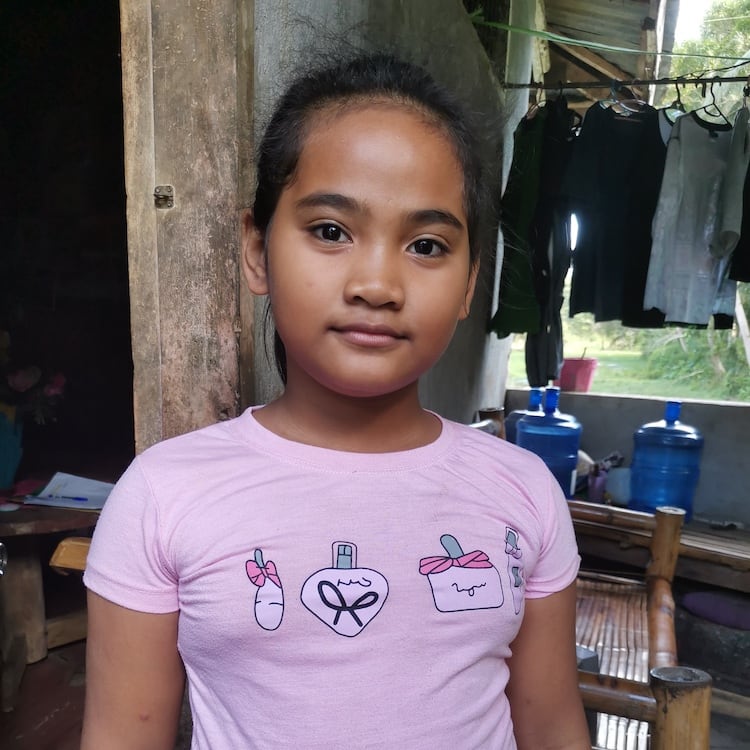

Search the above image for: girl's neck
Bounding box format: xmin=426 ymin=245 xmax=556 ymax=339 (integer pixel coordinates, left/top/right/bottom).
xmin=253 ymin=383 xmax=441 ymax=453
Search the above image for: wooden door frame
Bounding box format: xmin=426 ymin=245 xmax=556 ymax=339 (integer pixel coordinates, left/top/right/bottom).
xmin=119 ymin=0 xmax=254 ymax=450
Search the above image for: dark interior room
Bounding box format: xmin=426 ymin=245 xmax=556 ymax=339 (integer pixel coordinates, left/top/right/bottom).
xmin=1 ymin=0 xmax=133 ymax=486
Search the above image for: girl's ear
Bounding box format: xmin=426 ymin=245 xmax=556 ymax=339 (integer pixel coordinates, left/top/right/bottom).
xmin=458 ymin=262 xmax=479 ymax=320
xmin=241 ymin=209 xmax=269 ymax=295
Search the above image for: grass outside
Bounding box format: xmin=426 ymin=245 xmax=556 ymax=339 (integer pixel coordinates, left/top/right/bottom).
xmin=507 ymin=342 xmax=730 ymax=401
xmin=505 ymin=277 xmax=750 ymax=403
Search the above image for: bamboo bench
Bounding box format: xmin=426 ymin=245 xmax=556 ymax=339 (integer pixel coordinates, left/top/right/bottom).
xmin=570 ymin=501 xmax=713 ymax=750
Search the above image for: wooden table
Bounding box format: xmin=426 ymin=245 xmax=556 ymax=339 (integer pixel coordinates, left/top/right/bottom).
xmin=572 ymin=506 xmax=750 ymax=593
xmin=0 ymin=505 xmax=98 ymax=710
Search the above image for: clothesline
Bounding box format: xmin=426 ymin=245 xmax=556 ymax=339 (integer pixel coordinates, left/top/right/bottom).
xmin=503 ymin=75 xmax=750 ymax=90
xmin=476 ymin=19 xmax=750 ymax=62
xmin=476 ymin=20 xmax=750 ymax=63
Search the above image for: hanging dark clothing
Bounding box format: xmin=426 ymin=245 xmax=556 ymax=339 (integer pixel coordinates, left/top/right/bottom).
xmin=490 ymin=98 xmax=575 ymax=386
xmin=525 ymin=209 xmax=571 ymax=386
xmin=729 ymin=150 xmax=750 ymax=282
xmin=489 ymin=111 xmax=545 ymax=338
xmin=523 ymin=97 xmax=576 ymax=386
xmin=562 ymin=103 xmax=668 ymax=326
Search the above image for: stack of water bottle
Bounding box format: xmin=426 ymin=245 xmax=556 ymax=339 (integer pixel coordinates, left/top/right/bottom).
xmin=508 ymin=388 xmax=703 ymax=520
xmin=509 ymin=386 xmax=582 ymax=499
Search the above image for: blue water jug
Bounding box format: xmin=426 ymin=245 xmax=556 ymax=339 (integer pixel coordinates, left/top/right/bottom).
xmin=628 ymin=401 xmax=703 ymax=521
xmin=516 ymin=387 xmax=582 ymax=498
xmin=504 ymin=388 xmax=543 ymax=444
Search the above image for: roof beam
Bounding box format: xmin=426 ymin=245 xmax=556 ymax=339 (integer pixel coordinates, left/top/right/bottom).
xmin=548 ymin=24 xmax=644 ymax=97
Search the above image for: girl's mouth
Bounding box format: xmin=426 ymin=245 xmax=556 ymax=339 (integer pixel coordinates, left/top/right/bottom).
xmin=332 ymin=323 xmax=406 ymax=347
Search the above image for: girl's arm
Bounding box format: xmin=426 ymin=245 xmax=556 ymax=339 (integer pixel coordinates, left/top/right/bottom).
xmin=506 ymin=581 xmax=591 ymax=750
xmin=81 ymin=591 xmax=186 ymax=750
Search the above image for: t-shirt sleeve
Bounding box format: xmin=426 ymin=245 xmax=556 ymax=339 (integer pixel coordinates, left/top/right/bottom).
xmin=524 ymin=470 xmax=580 ymax=599
xmin=83 ymin=457 xmax=179 ymax=613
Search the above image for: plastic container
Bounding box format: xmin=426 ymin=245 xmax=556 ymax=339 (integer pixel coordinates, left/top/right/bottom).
xmin=504 ymin=388 xmax=543 ymax=444
xmin=516 ymin=387 xmax=582 ymax=498
xmin=628 ymin=401 xmax=703 ymax=521
xmin=554 ymin=357 xmax=598 ymax=392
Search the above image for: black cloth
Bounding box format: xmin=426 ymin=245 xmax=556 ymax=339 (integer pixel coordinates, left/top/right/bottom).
xmin=561 ymin=103 xmax=668 ymax=327
xmin=490 ymin=97 xmax=576 ymax=386
xmin=524 ymin=97 xmax=576 ymax=386
xmin=729 ymin=155 xmax=750 ymax=282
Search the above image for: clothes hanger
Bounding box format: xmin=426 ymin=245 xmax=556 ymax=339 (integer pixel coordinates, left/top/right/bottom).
xmin=615 ymin=85 xmax=649 ymax=114
xmin=524 ymin=81 xmax=547 ymax=120
xmin=671 ymin=83 xmax=686 ymax=112
xmin=599 ymin=82 xmax=648 ymax=117
xmin=659 ymin=82 xmax=686 ymax=123
xmin=691 ymin=81 xmax=732 ymax=127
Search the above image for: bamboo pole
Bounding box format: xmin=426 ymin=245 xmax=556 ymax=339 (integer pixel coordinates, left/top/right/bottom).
xmin=577 ymin=671 xmax=657 ymax=722
xmin=569 ymin=500 xmax=656 ymax=532
xmin=647 ymin=507 xmax=685 ymax=583
xmin=647 ymin=578 xmax=678 ymax=669
xmin=650 ymin=666 xmax=712 ymax=750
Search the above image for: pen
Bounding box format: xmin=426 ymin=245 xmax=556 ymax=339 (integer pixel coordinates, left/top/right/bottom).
xmin=44 ymin=495 xmax=89 ymax=502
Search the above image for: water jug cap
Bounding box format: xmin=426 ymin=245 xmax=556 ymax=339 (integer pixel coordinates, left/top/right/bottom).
xmin=544 ymin=386 xmax=560 ymax=413
xmin=665 ymin=401 xmax=682 ymax=423
xmin=528 ymin=388 xmax=543 ymax=409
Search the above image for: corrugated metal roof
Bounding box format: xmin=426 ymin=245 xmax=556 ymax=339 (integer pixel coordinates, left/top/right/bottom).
xmin=542 ymin=0 xmax=680 ymax=104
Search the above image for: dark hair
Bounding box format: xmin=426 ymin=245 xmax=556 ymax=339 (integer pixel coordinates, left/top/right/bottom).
xmin=253 ymin=53 xmax=491 ymax=382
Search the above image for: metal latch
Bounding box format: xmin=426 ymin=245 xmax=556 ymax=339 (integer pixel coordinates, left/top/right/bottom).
xmin=154 ymin=185 xmax=174 ymax=209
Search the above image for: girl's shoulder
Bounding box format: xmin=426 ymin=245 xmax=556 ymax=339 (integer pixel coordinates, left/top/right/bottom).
xmin=443 ymin=415 xmax=547 ymax=466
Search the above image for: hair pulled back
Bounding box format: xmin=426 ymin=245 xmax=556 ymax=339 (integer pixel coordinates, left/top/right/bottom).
xmin=252 ymin=53 xmax=490 ymax=382
xmin=253 ymin=53 xmax=488 ymax=266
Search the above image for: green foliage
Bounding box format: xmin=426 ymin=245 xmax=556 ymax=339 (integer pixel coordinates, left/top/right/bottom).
xmin=659 ymin=1 xmax=750 ymax=109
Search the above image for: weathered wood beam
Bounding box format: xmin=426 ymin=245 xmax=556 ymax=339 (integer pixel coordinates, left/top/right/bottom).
xmin=548 ymin=24 xmax=643 ymax=97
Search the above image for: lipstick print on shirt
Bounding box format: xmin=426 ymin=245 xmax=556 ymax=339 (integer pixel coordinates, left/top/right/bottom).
xmin=419 ymin=534 xmax=504 ymax=612
xmin=504 ymin=527 xmax=525 ymax=614
xmin=246 ymin=549 xmax=284 ymax=631
xmin=301 ymin=542 xmax=388 ymax=637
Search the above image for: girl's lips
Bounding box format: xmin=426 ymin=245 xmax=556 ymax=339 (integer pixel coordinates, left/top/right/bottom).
xmin=333 ymin=324 xmax=405 ymax=348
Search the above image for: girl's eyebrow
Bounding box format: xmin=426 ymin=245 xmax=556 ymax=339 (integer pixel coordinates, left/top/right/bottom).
xmin=295 ymin=192 xmax=361 ymax=213
xmin=296 ymin=193 xmax=465 ymax=231
xmin=405 ymin=208 xmax=465 ymax=232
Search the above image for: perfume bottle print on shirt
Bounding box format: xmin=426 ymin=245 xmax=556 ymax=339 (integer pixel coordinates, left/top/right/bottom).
xmin=246 ymin=548 xmax=284 ymax=631
xmin=504 ymin=527 xmax=525 ymax=615
xmin=419 ymin=534 xmax=504 ymax=612
xmin=301 ymin=542 xmax=389 ymax=637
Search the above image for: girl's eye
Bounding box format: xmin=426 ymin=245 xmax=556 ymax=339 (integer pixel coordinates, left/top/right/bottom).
xmin=312 ymin=224 xmax=348 ymax=242
xmin=410 ymin=238 xmax=446 ymax=257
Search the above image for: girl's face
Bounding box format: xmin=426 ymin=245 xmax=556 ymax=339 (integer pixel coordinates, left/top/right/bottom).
xmin=244 ymin=103 xmax=478 ymax=400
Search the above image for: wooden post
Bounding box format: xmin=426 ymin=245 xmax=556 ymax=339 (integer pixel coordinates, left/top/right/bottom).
xmin=120 ymin=0 xmax=244 ymax=451
xmin=647 ymin=577 xmax=678 ymax=669
xmin=650 ymin=665 xmax=712 ymax=750
xmin=577 ymin=671 xmax=657 ymax=722
xmin=0 ymin=537 xmax=46 ymax=664
xmin=645 ymin=507 xmax=685 ymax=670
xmin=647 ymin=506 xmax=685 ymax=583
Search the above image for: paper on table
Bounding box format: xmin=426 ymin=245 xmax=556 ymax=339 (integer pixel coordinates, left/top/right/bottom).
xmin=25 ymin=472 xmax=115 ymax=510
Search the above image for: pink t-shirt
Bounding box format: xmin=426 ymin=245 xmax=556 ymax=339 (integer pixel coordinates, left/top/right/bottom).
xmin=84 ymin=408 xmax=579 ymax=749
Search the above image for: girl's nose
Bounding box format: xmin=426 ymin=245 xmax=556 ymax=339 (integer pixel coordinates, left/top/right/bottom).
xmin=343 ymin=247 xmax=405 ymax=308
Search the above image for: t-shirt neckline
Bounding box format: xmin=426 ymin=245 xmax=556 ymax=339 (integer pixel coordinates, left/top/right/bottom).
xmin=235 ymin=406 xmax=456 ymax=473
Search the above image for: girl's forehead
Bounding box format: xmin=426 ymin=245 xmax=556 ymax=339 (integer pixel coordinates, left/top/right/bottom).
xmin=305 ymin=97 xmax=455 ymax=149
xmin=298 ymin=104 xmax=462 ymax=176
xmin=285 ymin=104 xmax=467 ymax=224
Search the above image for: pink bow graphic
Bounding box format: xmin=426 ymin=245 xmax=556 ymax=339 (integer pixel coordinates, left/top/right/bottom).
xmin=246 ymin=559 xmax=281 ymax=588
xmin=419 ymin=550 xmax=492 ymax=575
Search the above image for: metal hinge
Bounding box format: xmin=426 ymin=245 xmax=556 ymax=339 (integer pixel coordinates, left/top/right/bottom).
xmin=154 ymin=185 xmax=174 ymax=209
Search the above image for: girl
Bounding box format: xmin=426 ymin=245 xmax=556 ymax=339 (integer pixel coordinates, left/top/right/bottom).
xmin=82 ymin=54 xmax=590 ymax=749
